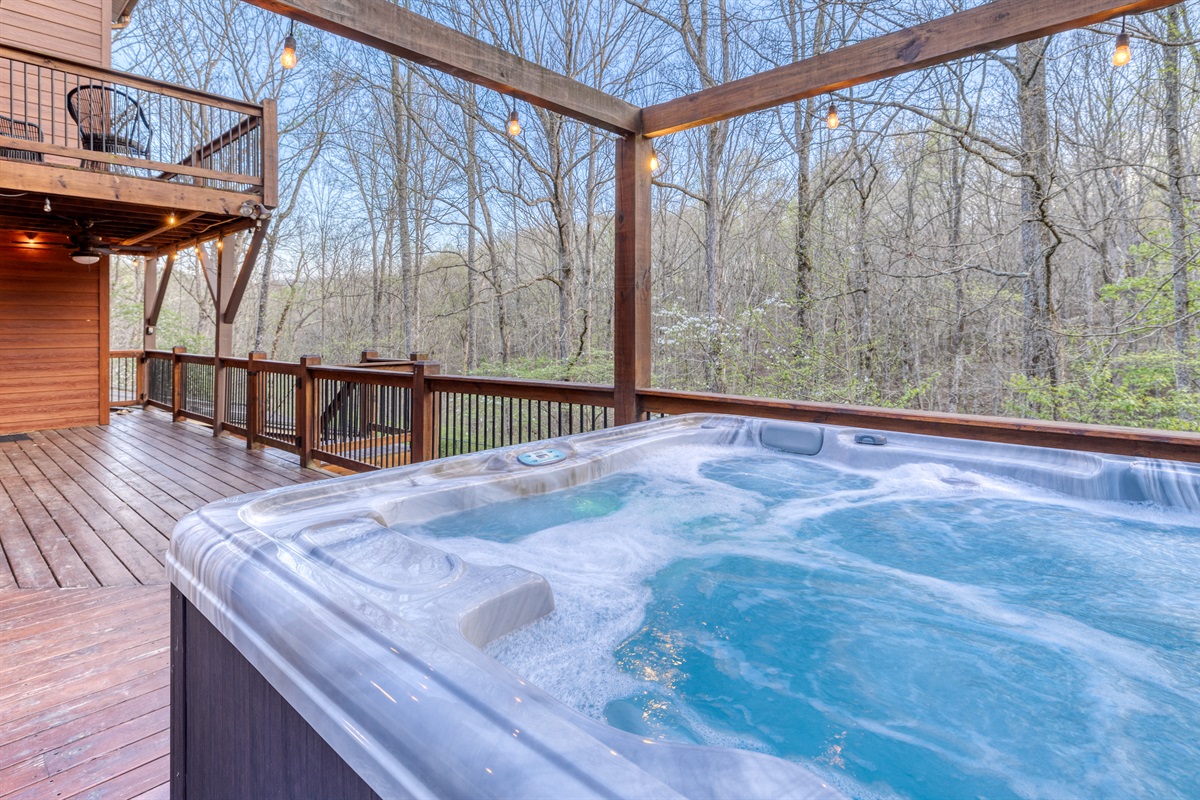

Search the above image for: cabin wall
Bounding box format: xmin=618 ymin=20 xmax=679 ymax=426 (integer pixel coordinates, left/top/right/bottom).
xmin=0 ymin=239 xmax=109 ymax=434
xmin=0 ymin=0 xmax=112 ymax=66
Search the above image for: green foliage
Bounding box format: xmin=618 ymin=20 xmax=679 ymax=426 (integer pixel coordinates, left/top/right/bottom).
xmin=1006 ymin=346 xmax=1200 ymax=430
xmin=111 ymin=295 xmax=212 ymax=354
xmin=474 ymin=352 xmax=615 ymax=384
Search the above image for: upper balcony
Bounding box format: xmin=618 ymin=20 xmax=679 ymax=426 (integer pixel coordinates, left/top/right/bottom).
xmin=0 ymin=44 xmax=276 ymax=254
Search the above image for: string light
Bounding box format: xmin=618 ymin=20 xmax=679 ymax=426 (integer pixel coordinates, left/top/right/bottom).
xmin=167 ymin=212 xmax=176 ymax=225
xmin=43 ymin=197 xmax=51 ymax=213
xmin=281 ymin=20 xmax=298 ymax=69
xmin=1113 ymin=17 xmax=1131 ymax=67
xmin=826 ymin=103 xmax=840 ymax=130
xmin=649 ymin=148 xmax=660 ymax=172
xmin=506 ymin=109 xmax=521 ymax=137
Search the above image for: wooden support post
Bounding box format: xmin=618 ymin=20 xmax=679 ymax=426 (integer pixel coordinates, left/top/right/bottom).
xmin=613 ymin=135 xmax=652 ymax=426
xmin=246 ymin=351 xmax=265 ymax=450
xmin=171 ymin=346 xmax=186 ymax=422
xmin=99 ymin=257 xmax=111 ymax=427
xmin=409 ymin=358 xmax=440 ymax=464
xmin=212 ymin=236 xmax=236 ymax=436
xmin=261 ymin=99 xmax=279 ymax=209
xmin=360 ymin=350 xmax=379 ymax=363
xmin=140 ymin=258 xmax=157 ymax=405
xmin=297 ymin=355 xmax=320 ymax=468
xmin=143 ymin=258 xmax=158 ymax=352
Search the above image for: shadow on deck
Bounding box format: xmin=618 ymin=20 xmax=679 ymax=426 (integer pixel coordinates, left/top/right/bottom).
xmin=0 ymin=409 xmax=328 ymax=799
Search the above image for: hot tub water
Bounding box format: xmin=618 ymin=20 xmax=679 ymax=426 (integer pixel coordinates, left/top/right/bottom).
xmin=403 ymin=445 xmax=1200 ymax=800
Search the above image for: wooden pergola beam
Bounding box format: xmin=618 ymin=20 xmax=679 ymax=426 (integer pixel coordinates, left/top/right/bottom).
xmin=245 ymin=0 xmax=641 ymax=136
xmin=642 ymin=0 xmax=1181 ymax=137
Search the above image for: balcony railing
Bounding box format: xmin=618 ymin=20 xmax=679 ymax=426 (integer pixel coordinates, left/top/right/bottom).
xmin=109 ymin=349 xmax=1200 ymax=472
xmin=1 ymin=45 xmax=272 ymax=198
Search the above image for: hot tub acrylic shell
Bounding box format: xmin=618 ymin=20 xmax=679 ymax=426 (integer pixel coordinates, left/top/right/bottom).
xmin=167 ymin=414 xmax=1200 ymax=799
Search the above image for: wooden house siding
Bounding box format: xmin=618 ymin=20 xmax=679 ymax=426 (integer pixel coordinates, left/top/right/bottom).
xmin=0 ymin=242 xmax=109 ymax=434
xmin=0 ymin=0 xmax=111 ymax=67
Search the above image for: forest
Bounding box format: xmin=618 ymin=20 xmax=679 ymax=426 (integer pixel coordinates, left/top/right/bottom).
xmin=108 ymin=0 xmax=1200 ymax=430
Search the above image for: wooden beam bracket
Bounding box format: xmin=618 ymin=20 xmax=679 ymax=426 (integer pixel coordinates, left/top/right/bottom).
xmin=223 ymin=221 xmax=270 ymax=325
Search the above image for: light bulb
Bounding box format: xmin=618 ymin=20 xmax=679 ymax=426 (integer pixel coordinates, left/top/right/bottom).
xmin=1113 ymin=32 xmax=1131 ymax=67
xmin=43 ymin=197 xmax=51 ymax=213
xmin=281 ymin=35 xmax=297 ymax=69
xmin=649 ymin=149 xmax=659 ymax=172
xmin=827 ymin=104 xmax=840 ymax=130
xmin=507 ymin=110 xmax=521 ymax=137
xmin=167 ymin=212 xmax=176 ymax=225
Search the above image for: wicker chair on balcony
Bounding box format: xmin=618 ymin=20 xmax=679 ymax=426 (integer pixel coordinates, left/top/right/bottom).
xmin=66 ymin=85 xmax=153 ymax=169
xmin=0 ymin=115 xmax=44 ymax=162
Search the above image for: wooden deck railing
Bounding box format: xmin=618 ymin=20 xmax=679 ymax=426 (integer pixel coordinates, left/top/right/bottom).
xmin=1 ymin=45 xmax=272 ymax=197
xmin=111 ymin=350 xmax=1200 ymax=471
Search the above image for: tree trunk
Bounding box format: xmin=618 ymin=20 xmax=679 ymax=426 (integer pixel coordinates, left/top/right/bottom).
xmin=392 ymin=59 xmax=416 ymax=354
xmin=947 ymin=146 xmax=966 ymax=413
xmin=464 ymin=91 xmax=479 ymax=371
xmin=1016 ymin=38 xmax=1059 ymax=388
xmin=1164 ymin=6 xmax=1191 ymax=389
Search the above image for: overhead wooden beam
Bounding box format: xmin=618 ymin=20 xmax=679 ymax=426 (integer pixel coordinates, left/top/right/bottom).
xmin=642 ymin=0 xmax=1181 ymax=137
xmin=244 ymin=0 xmax=641 ymax=136
xmin=223 ymin=220 xmax=270 ymax=324
xmin=143 ymin=218 xmax=259 ymax=260
xmin=123 ymin=212 xmax=203 ymax=247
xmin=0 ymin=162 xmax=260 ymax=217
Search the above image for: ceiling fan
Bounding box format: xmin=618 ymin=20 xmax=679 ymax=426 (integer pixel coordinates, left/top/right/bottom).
xmin=61 ymin=218 xmax=155 ymax=264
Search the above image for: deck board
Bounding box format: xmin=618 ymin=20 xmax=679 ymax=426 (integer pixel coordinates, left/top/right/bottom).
xmin=0 ymin=409 xmax=329 ymax=800
xmin=0 ymin=589 xmax=169 ymax=800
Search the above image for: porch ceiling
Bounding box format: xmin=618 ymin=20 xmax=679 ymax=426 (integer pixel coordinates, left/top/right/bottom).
xmin=0 ymin=190 xmax=255 ymax=258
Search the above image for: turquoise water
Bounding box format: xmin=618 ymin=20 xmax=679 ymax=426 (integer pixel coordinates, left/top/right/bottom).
xmin=403 ymin=446 xmax=1200 ymax=799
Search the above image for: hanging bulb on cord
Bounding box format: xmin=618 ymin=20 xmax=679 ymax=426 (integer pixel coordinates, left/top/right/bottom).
xmin=281 ymin=21 xmax=298 ymax=69
xmin=1113 ymin=18 xmax=1131 ymax=67
xmin=649 ymin=148 xmax=660 ymax=172
xmin=826 ymin=103 xmax=840 ymax=130
xmin=507 ymin=109 xmax=521 ymax=137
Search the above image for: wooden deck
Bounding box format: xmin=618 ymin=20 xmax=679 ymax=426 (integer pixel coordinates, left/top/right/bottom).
xmin=0 ymin=409 xmax=327 ymax=799
xmin=0 ymin=408 xmax=326 ymax=589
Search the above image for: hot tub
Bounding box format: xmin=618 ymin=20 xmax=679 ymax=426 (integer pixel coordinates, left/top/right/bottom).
xmin=168 ymin=414 xmax=1200 ymax=799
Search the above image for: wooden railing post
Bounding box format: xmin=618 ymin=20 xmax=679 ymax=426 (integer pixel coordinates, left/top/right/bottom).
xmin=246 ymin=351 xmax=265 ymax=450
xmin=409 ymin=356 xmax=440 ymax=463
xmin=297 ymin=355 xmax=320 ymax=468
xmin=138 ymin=350 xmax=148 ymax=405
xmin=171 ymin=347 xmax=186 ymax=422
xmin=360 ymin=350 xmax=379 ymax=363
xmin=212 ymin=236 xmax=235 ymax=437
